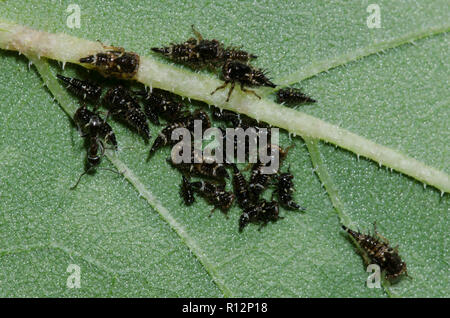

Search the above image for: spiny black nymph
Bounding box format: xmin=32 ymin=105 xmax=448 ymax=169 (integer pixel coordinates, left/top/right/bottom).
xmin=276 ymin=87 xmax=316 ymax=106
xmin=211 ymin=60 xmax=276 ymax=102
xmin=79 ymin=45 xmax=140 ymax=79
xmin=342 ymin=224 xmax=408 ymax=281
xmin=56 ymin=28 xmax=311 ymax=234
xmin=189 ymin=179 xmax=235 ymax=215
xmin=71 ymin=105 xmax=118 ymax=189
xmin=152 ymin=25 xmax=257 ymax=70
xmin=103 ymin=86 xmax=150 ymax=141
xmin=57 ymin=75 xmax=102 ymax=102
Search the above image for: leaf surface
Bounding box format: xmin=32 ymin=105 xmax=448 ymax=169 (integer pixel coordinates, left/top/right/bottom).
xmin=0 ymin=0 xmax=448 ymax=297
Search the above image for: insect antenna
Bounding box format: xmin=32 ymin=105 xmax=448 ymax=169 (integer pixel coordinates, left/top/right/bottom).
xmin=70 ymin=166 xmax=121 ymax=190
xmin=191 ymin=24 xmax=203 ymax=41
xmin=70 ymin=167 xmax=93 ymax=190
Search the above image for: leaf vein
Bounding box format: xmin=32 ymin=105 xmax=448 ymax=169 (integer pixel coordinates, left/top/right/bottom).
xmin=27 ymin=54 xmax=233 ymax=297
xmin=273 ymin=24 xmax=450 ymax=86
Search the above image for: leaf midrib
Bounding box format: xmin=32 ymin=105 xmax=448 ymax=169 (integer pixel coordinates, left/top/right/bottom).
xmin=1 ymin=19 xmax=447 ymax=192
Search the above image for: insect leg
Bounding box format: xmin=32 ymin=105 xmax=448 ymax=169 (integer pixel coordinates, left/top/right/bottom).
xmin=226 ymin=82 xmax=236 ymax=102
xmin=208 ymin=207 xmax=216 ymax=217
xmin=191 ymin=25 xmax=203 ymax=41
xmin=97 ymin=40 xmax=124 ymax=53
xmin=373 ymin=221 xmax=390 ymax=244
xmin=240 ymin=83 xmax=261 ymax=99
xmin=211 ymin=82 xmax=229 ymax=96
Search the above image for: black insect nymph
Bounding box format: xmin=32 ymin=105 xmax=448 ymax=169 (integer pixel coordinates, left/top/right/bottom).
xmin=211 ymin=60 xmax=276 ymax=102
xmin=342 ymin=224 xmax=408 ymax=281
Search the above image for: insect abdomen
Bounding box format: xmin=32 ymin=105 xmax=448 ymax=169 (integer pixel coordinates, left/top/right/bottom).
xmin=57 ymin=75 xmax=102 ymax=101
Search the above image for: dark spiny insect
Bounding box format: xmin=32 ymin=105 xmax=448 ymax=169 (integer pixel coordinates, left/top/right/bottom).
xmin=71 ymin=135 xmax=118 ymax=190
xmin=274 ymin=170 xmax=305 ymax=211
xmin=151 ymin=38 xmax=201 ymax=66
xmin=103 ymin=85 xmax=141 ymax=115
xmin=185 ymin=110 xmax=211 ymax=133
xmin=254 ymin=200 xmax=281 ymax=228
xmin=248 ymin=160 xmax=273 ymax=200
xmin=276 ymin=87 xmax=316 ymax=106
xmin=239 ymin=200 xmax=282 ymax=231
xmin=342 ymin=224 xmax=408 ymax=281
xmin=79 ymin=45 xmax=140 ymax=79
xmin=86 ymin=135 xmax=102 ymax=167
xmin=149 ymin=121 xmax=187 ymax=157
xmin=73 ymin=105 xmax=117 ymax=148
xmin=222 ymin=47 xmax=257 ymax=64
xmin=136 ymin=88 xmax=187 ymax=125
xmin=103 ymin=86 xmax=150 ymax=140
xmin=231 ymin=164 xmax=252 ymax=209
xmin=180 ymin=176 xmax=195 ymax=206
xmin=168 ymin=147 xmax=230 ymax=181
xmin=152 ymin=25 xmax=256 ymax=70
xmin=188 ymin=25 xmax=224 ymax=68
xmin=57 ymin=74 xmax=102 ymax=102
xmin=71 ymin=105 xmax=118 ymax=189
xmin=247 ymin=143 xmax=290 ymax=200
xmin=194 ymin=160 xmax=229 ymax=180
xmin=212 ymin=106 xmax=242 ymax=127
xmin=171 ymin=160 xmax=228 ymax=181
xmin=211 ymin=60 xmax=276 ymax=102
xmin=189 ymin=25 xmax=256 ymax=65
xmin=240 ymin=116 xmax=270 ymax=132
xmin=148 ymin=110 xmax=210 ymax=157
xmin=190 ymin=180 xmax=235 ymax=214
xmin=212 ymin=106 xmax=270 ymax=131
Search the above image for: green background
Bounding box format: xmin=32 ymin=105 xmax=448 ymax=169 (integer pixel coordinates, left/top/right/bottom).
xmin=0 ymin=0 xmax=448 ymax=297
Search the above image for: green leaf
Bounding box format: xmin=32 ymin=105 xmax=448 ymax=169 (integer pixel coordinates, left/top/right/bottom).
xmin=0 ymin=0 xmax=448 ymax=297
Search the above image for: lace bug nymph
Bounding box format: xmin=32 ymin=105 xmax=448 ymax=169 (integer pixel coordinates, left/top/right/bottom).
xmin=73 ymin=105 xmax=117 ymax=149
xmin=57 ymin=74 xmax=102 ymax=102
xmin=71 ymin=105 xmax=118 ymax=189
xmin=211 ymin=60 xmax=276 ymax=102
xmin=342 ymin=223 xmax=408 ymax=281
xmin=168 ymin=149 xmax=230 ymax=181
xmin=136 ymin=88 xmax=187 ymax=125
xmin=103 ymin=86 xmax=150 ymax=141
xmin=180 ymin=176 xmax=196 ymax=206
xmin=79 ymin=45 xmax=140 ymax=79
xmin=152 ymin=25 xmax=257 ymax=70
xmin=276 ymin=87 xmax=316 ymax=106
xmin=231 ymin=164 xmax=252 ymax=209
xmin=190 ymin=180 xmax=235 ymax=215
xmin=248 ymin=161 xmax=273 ymax=200
xmin=239 ymin=200 xmax=282 ymax=231
xmin=274 ymin=170 xmax=305 ymax=211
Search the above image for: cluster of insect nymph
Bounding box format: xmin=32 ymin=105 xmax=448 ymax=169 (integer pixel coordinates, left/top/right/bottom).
xmin=58 ymin=25 xmax=407 ymax=283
